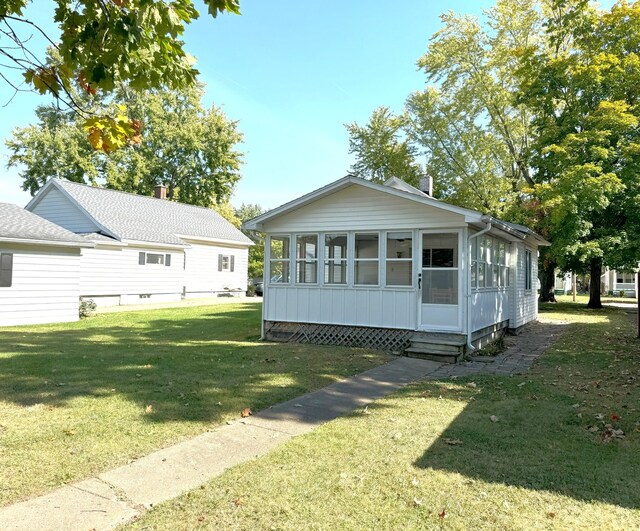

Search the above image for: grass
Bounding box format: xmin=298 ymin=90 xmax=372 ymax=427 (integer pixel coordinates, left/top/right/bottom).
xmin=0 ymin=302 xmax=390 ymax=506
xmin=125 ymin=302 xmax=640 ymax=530
xmin=556 ymin=293 xmax=638 ymax=305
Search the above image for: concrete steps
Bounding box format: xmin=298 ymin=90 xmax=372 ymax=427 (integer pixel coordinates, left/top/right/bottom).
xmin=404 ymin=333 xmax=466 ymax=363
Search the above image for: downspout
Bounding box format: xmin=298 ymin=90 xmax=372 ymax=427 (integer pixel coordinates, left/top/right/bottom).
xmin=466 ymin=221 xmax=492 ymax=353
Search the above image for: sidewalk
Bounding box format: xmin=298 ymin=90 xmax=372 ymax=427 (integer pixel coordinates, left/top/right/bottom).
xmin=0 ymin=357 xmax=442 ymax=531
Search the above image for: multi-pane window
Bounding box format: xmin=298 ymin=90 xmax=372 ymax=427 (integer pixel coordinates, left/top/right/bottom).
xmin=0 ymin=253 xmax=13 ymax=288
xmin=269 ymin=236 xmax=290 ymax=283
xmin=138 ymin=252 xmax=171 ymax=266
xmin=354 ymin=233 xmax=379 ymax=285
xmin=386 ymin=232 xmax=412 ymax=286
xmin=421 ymin=233 xmax=458 ymax=304
xmin=296 ymin=235 xmax=318 ymax=283
xmin=324 ymin=234 xmax=347 ymax=284
xmin=218 ymin=254 xmax=235 ymax=272
xmin=525 ymin=249 xmax=532 ymax=290
xmin=471 ymin=235 xmax=509 ymax=290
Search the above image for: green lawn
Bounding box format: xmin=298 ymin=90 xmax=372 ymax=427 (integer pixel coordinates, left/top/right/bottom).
xmin=125 ymin=302 xmax=640 ymax=530
xmin=0 ymin=302 xmax=390 ymax=506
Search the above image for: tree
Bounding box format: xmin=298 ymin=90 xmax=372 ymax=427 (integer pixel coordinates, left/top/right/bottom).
xmin=1 ymin=1 xmax=241 ymax=149
xmin=235 ymin=203 xmax=266 ymax=280
xmin=346 ymin=107 xmax=422 ymax=186
xmin=519 ymin=0 xmax=640 ymax=308
xmin=7 ymin=84 xmax=244 ymax=207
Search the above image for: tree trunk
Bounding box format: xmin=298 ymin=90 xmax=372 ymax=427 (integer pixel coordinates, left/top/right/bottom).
xmin=539 ymin=255 xmax=557 ymax=303
xmin=587 ymin=258 xmax=603 ymax=309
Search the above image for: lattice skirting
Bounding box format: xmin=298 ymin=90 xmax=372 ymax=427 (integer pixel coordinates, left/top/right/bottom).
xmin=264 ymin=321 xmax=412 ymax=352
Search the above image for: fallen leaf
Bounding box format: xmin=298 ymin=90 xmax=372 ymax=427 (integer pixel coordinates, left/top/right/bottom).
xmin=264 ymin=358 xmax=276 ymax=363
xmin=144 ymin=404 xmax=153 ymax=414
xmin=439 ymin=509 xmax=447 ymax=519
xmin=392 ymin=432 xmax=402 ymax=440
xmin=413 ymin=497 xmax=423 ymax=506
xmin=466 ymin=382 xmax=477 ymax=388
xmin=233 ymin=498 xmax=243 ymax=506
xmin=411 ymin=476 xmax=419 ymax=486
xmin=197 ymin=515 xmax=205 ymax=523
xmin=490 ymin=415 xmax=499 ymax=423
xmin=547 ymin=512 xmax=556 ymax=519
xmin=517 ymin=382 xmax=526 ymax=387
xmin=63 ymin=429 xmax=76 ymax=436
xmin=444 ymin=438 xmax=463 ymax=445
xmin=241 ymin=408 xmax=252 ymax=418
xmin=610 ymin=413 xmax=621 ymax=421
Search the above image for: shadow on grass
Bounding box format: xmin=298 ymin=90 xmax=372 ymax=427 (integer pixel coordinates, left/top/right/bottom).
xmin=0 ymin=303 xmax=384 ymax=424
xmin=414 ymin=314 xmax=640 ymax=509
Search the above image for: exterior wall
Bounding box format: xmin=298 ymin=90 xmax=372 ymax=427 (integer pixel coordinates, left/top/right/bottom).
xmin=80 ymin=245 xmax=184 ymax=306
xmin=0 ymin=243 xmax=81 ymax=326
xmin=266 ymin=286 xmax=417 ymax=329
xmin=509 ymin=242 xmax=539 ymax=329
xmin=470 ymin=290 xmax=510 ymax=332
xmin=261 ymin=184 xmax=465 ymax=233
xmin=29 ymin=186 xmax=99 ymax=233
xmin=183 ymin=241 xmax=248 ymax=297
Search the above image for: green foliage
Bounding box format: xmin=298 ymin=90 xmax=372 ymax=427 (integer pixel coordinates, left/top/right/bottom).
xmin=519 ymin=0 xmax=640 ymax=286
xmin=235 ymin=203 xmax=266 ymax=280
xmin=6 ymin=84 xmax=244 ymax=207
xmin=346 ymin=107 xmax=422 ymax=186
xmin=1 ymin=1 xmax=241 ymax=149
xmin=78 ymin=298 xmax=97 ymax=319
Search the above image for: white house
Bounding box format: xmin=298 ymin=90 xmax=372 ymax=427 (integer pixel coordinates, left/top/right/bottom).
xmin=244 ymin=176 xmax=549 ymax=362
xmin=0 ymin=202 xmax=93 ymax=326
xmin=26 ymin=179 xmax=253 ymax=307
xmin=602 ymin=267 xmax=638 ymax=297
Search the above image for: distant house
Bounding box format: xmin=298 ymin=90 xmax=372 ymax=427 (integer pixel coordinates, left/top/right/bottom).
xmin=26 ymin=179 xmax=253 ymax=307
xmin=244 ymin=176 xmax=549 ymax=362
xmin=0 ymin=202 xmax=92 ymax=326
xmin=602 ymin=267 xmax=638 ymax=297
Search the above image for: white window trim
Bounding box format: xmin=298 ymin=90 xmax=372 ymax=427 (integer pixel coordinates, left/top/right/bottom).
xmin=322 ymin=232 xmax=349 ymax=286
xmin=353 ymin=232 xmax=381 ymax=287
xmin=268 ymin=235 xmax=291 ymax=285
xmin=294 ymin=233 xmax=319 ymax=285
xmin=384 ymin=230 xmax=414 ymax=288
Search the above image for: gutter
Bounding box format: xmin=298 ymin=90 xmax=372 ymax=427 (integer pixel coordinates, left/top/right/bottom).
xmin=0 ymin=236 xmax=94 ymax=248
xmin=466 ymin=222 xmax=492 ymax=354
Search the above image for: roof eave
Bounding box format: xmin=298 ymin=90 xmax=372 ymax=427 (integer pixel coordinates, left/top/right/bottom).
xmin=0 ymin=236 xmax=94 ymax=248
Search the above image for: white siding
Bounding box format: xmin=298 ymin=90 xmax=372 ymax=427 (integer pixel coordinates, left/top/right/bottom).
xmin=29 ymin=187 xmax=99 ymax=233
xmin=262 ymin=184 xmax=466 ymax=233
xmin=265 ymin=286 xmax=417 ymax=329
xmin=80 ymin=246 xmax=184 ymax=305
xmin=509 ymin=242 xmax=539 ymax=328
xmin=470 ymin=290 xmax=510 ymax=332
xmin=0 ymin=244 xmax=81 ymax=326
xmin=183 ymin=241 xmax=248 ymax=297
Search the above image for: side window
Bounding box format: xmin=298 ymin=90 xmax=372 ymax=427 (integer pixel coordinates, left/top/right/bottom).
xmin=0 ymin=253 xmax=13 ymax=287
xmin=138 ymin=252 xmax=170 ymax=266
xmin=218 ymin=254 xmax=235 ymax=272
xmin=525 ymin=249 xmax=532 ymax=290
xmin=269 ymin=236 xmax=290 ymax=283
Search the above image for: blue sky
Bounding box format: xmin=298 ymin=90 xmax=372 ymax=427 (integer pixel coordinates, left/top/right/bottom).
xmin=0 ymin=0 xmax=527 ymax=209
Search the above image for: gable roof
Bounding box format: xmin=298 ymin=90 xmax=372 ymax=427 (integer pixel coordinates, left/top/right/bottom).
xmin=26 ymin=179 xmax=253 ymax=247
xmin=244 ymin=175 xmax=549 ymax=246
xmin=0 ymin=203 xmax=92 ymax=248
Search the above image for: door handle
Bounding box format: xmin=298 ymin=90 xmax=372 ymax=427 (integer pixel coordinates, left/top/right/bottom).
xmin=418 ymin=273 xmax=422 ymax=289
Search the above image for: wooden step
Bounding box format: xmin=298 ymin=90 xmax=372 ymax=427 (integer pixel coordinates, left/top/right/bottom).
xmin=404 ymin=347 xmax=462 ymax=364
xmin=410 ymin=337 xmax=466 ymax=348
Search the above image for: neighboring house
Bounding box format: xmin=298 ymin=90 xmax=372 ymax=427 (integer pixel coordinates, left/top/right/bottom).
xmin=26 ymin=179 xmax=253 ymax=307
xmin=0 ymin=202 xmax=92 ymax=326
xmin=244 ymin=176 xmax=549 ymax=362
xmin=602 ymin=267 xmax=639 ymax=297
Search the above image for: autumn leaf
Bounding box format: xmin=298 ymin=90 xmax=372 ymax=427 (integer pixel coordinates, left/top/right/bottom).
xmin=145 ymin=404 xmax=154 ymax=414
xmin=241 ymin=407 xmax=252 ymax=418
xmin=233 ymin=497 xmax=243 ymax=506
xmin=490 ymin=415 xmax=499 ymax=423
xmin=444 ymin=438 xmax=463 ymax=445
xmin=610 ymin=413 xmax=620 ymax=421
xmin=439 ymin=509 xmax=447 ymax=519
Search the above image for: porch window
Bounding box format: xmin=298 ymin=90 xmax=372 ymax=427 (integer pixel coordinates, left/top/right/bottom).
xmin=354 ymin=233 xmax=379 ymax=285
xmin=422 ymin=233 xmax=458 ymax=304
xmin=386 ymin=232 xmax=412 ymax=286
xmin=296 ymin=234 xmax=318 ymax=283
xmin=471 ymin=236 xmax=509 ymax=290
xmin=269 ymin=235 xmax=290 ymax=283
xmin=324 ymin=234 xmax=347 ymax=284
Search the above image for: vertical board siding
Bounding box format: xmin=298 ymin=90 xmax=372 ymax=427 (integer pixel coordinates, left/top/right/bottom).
xmin=183 ymin=241 xmax=248 ymax=296
xmin=30 ymin=187 xmax=99 ymax=233
xmin=0 ymin=245 xmax=81 ymax=326
xmin=470 ymin=290 xmax=510 ymax=332
xmin=265 ymin=286 xmax=416 ymax=329
xmin=80 ymin=246 xmax=184 ymax=298
xmin=261 ymin=185 xmax=466 ymax=232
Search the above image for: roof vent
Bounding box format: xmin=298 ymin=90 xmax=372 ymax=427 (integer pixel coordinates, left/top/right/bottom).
xmin=154 ymin=185 xmax=167 ymax=200
xmin=419 ymin=176 xmax=433 ymax=197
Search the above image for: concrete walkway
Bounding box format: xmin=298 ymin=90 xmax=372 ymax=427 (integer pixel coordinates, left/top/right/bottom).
xmin=0 ymin=357 xmax=442 ymax=531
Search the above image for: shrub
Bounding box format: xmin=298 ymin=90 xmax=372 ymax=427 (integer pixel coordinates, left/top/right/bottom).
xmin=79 ymin=298 xmax=97 ymax=319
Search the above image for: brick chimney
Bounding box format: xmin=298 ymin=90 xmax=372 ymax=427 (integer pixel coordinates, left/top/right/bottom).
xmin=154 ymin=185 xmax=167 ymax=199
xmin=419 ymin=175 xmax=433 ymax=197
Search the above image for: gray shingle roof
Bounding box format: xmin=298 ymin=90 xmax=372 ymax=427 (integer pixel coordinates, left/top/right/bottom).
xmin=0 ymin=202 xmax=88 ymax=246
xmin=52 ymin=180 xmax=253 ymax=246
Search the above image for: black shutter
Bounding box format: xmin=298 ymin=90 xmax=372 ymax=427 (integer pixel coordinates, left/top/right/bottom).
xmin=218 ymin=254 xmax=223 ymax=271
xmin=230 ymin=255 xmax=235 ymax=272
xmin=139 ymin=252 xmax=145 ymax=265
xmin=0 ymin=253 xmax=13 ymax=287
xmin=165 ymin=254 xmax=171 ymax=267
